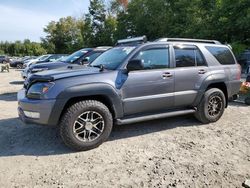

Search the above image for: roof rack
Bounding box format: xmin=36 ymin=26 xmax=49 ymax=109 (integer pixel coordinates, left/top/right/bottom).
xmin=156 ymin=38 xmax=221 ymax=44
xmin=95 ymin=46 xmax=112 ymax=49
xmin=96 ymin=46 xmax=112 ymax=49
xmin=116 ymin=36 xmax=147 ymax=46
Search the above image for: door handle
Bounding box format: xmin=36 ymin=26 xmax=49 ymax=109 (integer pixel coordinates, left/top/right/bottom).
xmin=198 ymin=69 xmax=206 ymax=74
xmin=162 ymin=72 xmax=173 ymax=79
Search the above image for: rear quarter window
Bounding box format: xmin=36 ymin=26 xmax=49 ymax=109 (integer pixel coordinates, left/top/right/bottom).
xmin=206 ymin=46 xmax=236 ymax=65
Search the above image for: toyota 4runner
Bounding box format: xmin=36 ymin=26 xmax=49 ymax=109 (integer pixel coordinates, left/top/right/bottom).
xmin=18 ymin=37 xmax=241 ymax=151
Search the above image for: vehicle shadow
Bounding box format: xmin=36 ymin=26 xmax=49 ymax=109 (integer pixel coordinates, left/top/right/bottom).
xmin=0 ymin=115 xmax=201 ymax=157
xmin=0 ymin=92 xmax=17 ymax=102
xmin=0 ymin=118 xmax=71 ymax=157
xmin=228 ymin=101 xmax=248 ymax=107
xmin=9 ymin=81 xmax=24 ymax=85
xmin=110 ymin=115 xmax=200 ymax=141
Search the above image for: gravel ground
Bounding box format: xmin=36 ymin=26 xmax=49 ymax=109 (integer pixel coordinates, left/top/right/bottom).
xmin=0 ymin=69 xmax=249 ymax=188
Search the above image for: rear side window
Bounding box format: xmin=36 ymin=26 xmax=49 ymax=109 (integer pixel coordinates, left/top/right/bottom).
xmin=174 ymin=48 xmax=206 ymax=67
xmin=206 ymin=46 xmax=235 ymax=65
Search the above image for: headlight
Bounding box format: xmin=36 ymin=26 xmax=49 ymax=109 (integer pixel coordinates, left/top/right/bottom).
xmin=27 ymin=82 xmax=54 ymax=99
xmin=31 ymin=68 xmax=49 ymax=73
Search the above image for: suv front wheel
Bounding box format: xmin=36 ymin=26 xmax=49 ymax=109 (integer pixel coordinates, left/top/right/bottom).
xmin=60 ymin=100 xmax=113 ymax=151
xmin=195 ymin=88 xmax=226 ymax=124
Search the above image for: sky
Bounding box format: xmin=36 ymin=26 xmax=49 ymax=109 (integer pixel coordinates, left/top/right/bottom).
xmin=0 ymin=0 xmax=90 ymax=42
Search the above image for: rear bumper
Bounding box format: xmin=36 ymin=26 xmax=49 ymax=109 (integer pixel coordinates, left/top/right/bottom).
xmin=18 ymin=89 xmax=57 ymax=126
xmin=228 ymin=80 xmax=242 ymax=97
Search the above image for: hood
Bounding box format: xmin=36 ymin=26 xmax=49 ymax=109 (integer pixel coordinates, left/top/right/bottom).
xmin=30 ymin=61 xmax=67 ymax=69
xmin=27 ymin=65 xmax=102 ymax=84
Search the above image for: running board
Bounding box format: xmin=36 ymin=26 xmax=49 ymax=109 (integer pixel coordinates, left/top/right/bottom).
xmin=116 ymin=109 xmax=196 ymax=125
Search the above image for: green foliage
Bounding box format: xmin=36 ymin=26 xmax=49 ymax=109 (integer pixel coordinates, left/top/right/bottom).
xmin=112 ymin=0 xmax=250 ymax=48
xmin=41 ymin=16 xmax=84 ymax=54
xmin=1 ymin=0 xmax=250 ymax=56
xmin=0 ymin=40 xmax=46 ymax=56
xmin=231 ymin=42 xmax=248 ymax=56
xmin=83 ymin=0 xmax=117 ymax=47
xmin=0 ymin=49 xmax=4 ymax=55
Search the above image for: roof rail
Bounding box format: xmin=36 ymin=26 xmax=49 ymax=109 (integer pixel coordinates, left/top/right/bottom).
xmin=95 ymin=46 xmax=112 ymax=49
xmin=156 ymin=38 xmax=221 ymax=44
xmin=116 ymin=36 xmax=147 ymax=46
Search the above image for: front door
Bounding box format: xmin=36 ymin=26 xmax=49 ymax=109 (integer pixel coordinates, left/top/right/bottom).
xmin=121 ymin=45 xmax=175 ymax=116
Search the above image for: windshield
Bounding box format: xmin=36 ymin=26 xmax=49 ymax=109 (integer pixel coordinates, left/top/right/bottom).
xmin=61 ymin=50 xmax=89 ymax=63
xmin=38 ymin=55 xmax=50 ymax=61
xmin=21 ymin=57 xmax=30 ymax=61
xmin=90 ymin=47 xmax=135 ymax=70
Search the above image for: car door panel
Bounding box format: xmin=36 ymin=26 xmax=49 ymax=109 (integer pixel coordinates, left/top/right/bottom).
xmin=121 ymin=45 xmax=175 ymax=116
xmin=122 ymin=70 xmax=174 ymax=115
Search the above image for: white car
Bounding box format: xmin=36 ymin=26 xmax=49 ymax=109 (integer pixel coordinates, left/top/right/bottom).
xmin=23 ymin=55 xmax=51 ymax=68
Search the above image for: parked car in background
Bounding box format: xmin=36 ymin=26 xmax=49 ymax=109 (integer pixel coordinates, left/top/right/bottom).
xmin=237 ymin=50 xmax=250 ymax=73
xmin=21 ymin=47 xmax=111 ymax=79
xmin=33 ymin=54 xmax=68 ymax=65
xmin=9 ymin=57 xmax=19 ymax=62
xmin=10 ymin=56 xmax=35 ymax=69
xmin=0 ymin=55 xmax=10 ymax=63
xmin=23 ymin=55 xmax=51 ymax=68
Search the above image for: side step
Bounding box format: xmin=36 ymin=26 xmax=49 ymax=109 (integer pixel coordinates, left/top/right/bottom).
xmin=116 ymin=109 xmax=196 ymax=125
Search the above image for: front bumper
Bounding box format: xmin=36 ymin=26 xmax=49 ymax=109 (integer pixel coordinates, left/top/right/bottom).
xmin=21 ymin=70 xmax=28 ymax=79
xmin=18 ymin=89 xmax=56 ymax=126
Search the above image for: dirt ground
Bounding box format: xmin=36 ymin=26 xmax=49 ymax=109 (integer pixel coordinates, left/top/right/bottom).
xmin=0 ymin=69 xmax=249 ymax=188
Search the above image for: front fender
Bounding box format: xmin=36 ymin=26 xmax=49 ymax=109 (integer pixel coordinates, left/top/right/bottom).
xmin=48 ymin=83 xmax=123 ymax=126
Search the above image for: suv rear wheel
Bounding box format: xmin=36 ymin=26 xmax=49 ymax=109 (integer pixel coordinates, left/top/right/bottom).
xmin=195 ymin=88 xmax=226 ymax=124
xmin=60 ymin=100 xmax=113 ymax=151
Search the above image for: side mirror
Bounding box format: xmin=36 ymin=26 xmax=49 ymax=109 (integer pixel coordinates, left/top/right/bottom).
xmin=127 ymin=59 xmax=144 ymax=72
xmin=81 ymin=58 xmax=89 ymax=65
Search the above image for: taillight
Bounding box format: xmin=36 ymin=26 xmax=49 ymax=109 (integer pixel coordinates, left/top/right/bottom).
xmin=236 ymin=64 xmax=241 ymax=80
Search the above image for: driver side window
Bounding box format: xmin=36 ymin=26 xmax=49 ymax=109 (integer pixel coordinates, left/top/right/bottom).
xmin=135 ymin=48 xmax=169 ymax=69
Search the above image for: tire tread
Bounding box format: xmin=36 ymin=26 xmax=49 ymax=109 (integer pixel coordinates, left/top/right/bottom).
xmin=59 ymin=100 xmax=112 ymax=151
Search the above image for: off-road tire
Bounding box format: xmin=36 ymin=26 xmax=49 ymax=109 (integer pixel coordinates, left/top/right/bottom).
xmin=60 ymin=100 xmax=113 ymax=151
xmin=195 ymin=88 xmax=226 ymax=124
xmin=16 ymin=63 xmax=23 ymax=69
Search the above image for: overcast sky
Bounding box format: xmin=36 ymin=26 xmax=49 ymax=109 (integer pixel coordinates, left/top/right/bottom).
xmin=0 ymin=0 xmax=90 ymax=42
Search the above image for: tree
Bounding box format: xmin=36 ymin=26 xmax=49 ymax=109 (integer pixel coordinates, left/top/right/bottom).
xmin=1 ymin=0 xmax=249 ymax=56
xmin=109 ymin=0 xmax=128 ymax=14
xmin=42 ymin=16 xmax=84 ymax=54
xmin=0 ymin=40 xmax=46 ymax=56
xmin=83 ymin=0 xmax=117 ymax=46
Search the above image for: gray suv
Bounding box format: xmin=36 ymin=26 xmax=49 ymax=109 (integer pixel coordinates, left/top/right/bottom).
xmin=18 ymin=37 xmax=241 ymax=151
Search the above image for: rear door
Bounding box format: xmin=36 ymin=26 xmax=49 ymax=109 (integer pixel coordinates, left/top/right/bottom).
xmin=121 ymin=45 xmax=175 ymax=115
xmin=173 ymin=44 xmax=208 ymax=107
